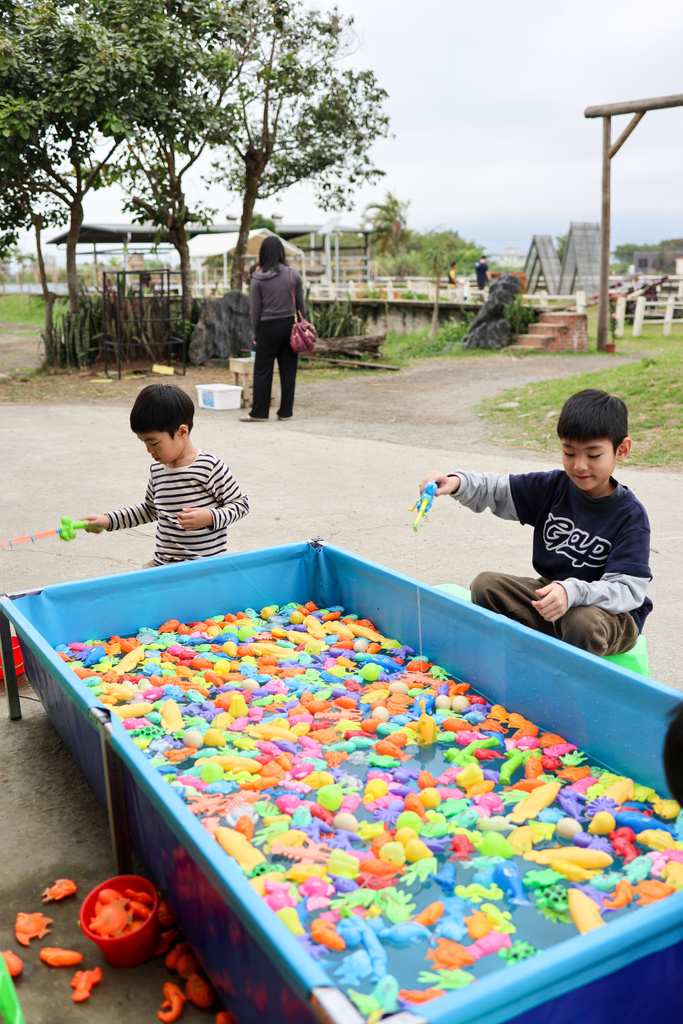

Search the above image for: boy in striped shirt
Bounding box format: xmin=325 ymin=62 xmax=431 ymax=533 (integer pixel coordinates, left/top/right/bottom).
xmin=84 ymin=384 xmax=249 ymax=566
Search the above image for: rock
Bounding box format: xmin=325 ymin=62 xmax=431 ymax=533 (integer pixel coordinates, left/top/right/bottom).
xmin=188 ymin=291 xmax=251 ymax=364
xmin=463 ymin=274 xmax=521 ymax=350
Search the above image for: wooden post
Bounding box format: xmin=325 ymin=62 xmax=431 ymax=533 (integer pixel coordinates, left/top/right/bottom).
xmin=585 ymin=93 xmax=683 ymax=351
xmin=576 ymin=289 xmax=586 ymax=314
xmin=615 ymin=295 xmax=626 ymax=338
xmin=633 ymin=296 xmax=645 ymax=337
xmin=597 ymin=116 xmax=611 ymax=352
xmin=663 ymin=294 xmax=675 ymax=337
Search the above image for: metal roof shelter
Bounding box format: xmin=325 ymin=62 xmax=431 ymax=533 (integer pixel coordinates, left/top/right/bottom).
xmin=47 ymin=222 xmax=238 ymax=247
xmin=558 ymin=222 xmax=600 ymax=296
xmin=524 ymin=235 xmax=562 ymax=294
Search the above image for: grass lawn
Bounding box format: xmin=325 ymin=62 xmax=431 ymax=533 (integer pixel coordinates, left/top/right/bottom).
xmin=478 ymin=314 xmax=683 ymax=468
xmin=0 ymin=291 xmax=67 ymax=327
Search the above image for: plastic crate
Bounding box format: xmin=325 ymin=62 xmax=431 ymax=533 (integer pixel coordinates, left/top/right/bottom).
xmin=195 ymin=383 xmax=242 ymax=410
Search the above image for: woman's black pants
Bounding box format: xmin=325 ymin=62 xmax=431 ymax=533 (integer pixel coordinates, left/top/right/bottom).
xmin=250 ymin=316 xmax=297 ymax=419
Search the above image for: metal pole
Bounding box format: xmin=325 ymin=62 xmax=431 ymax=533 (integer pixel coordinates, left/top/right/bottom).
xmin=89 ymin=707 xmax=133 ymax=874
xmin=0 ymin=605 xmax=21 ymax=720
xmin=597 ymin=115 xmax=611 ymax=352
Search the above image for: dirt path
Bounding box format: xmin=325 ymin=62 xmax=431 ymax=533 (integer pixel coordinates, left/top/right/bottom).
xmin=291 ymin=352 xmax=637 ymax=453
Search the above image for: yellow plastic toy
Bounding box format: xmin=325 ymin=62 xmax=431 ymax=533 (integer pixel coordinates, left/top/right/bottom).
xmin=508 ymin=782 xmax=561 ymax=824
xmin=568 ymin=888 xmax=605 ymax=934
xmin=215 ymin=827 xmax=266 ymax=873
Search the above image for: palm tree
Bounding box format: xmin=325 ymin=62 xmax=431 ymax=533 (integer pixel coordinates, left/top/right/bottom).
xmin=363 ymin=192 xmax=410 ymax=277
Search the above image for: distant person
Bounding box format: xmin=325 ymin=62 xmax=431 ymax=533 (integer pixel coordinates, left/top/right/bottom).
xmin=83 ymin=384 xmax=249 ymax=566
xmin=242 ymin=236 xmax=304 ymax=422
xmin=447 ymin=261 xmax=458 ymax=286
xmin=417 ymin=390 xmax=652 ymax=658
xmin=475 ymin=255 xmax=491 ymax=295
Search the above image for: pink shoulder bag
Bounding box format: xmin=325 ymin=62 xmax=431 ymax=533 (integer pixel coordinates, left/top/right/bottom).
xmin=289 ymin=270 xmax=318 ymax=354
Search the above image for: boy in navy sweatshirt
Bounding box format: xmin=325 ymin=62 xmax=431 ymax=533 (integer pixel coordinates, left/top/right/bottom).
xmin=419 ymin=389 xmax=652 ymax=657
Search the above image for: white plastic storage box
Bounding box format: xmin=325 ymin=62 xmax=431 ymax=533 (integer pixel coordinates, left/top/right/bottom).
xmin=195 ymin=383 xmax=242 ymax=410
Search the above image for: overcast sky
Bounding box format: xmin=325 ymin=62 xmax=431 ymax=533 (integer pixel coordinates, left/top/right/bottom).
xmin=60 ymin=0 xmax=683 ymax=262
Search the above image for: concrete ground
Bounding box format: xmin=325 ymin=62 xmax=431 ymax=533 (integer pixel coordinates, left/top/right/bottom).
xmin=1 ymin=352 xmax=681 ymax=1022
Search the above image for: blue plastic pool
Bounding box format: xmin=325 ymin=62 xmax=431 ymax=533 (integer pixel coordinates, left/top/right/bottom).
xmin=3 ymin=541 xmax=683 ymax=1024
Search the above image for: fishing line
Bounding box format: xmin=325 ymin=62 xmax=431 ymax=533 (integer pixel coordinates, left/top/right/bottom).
xmin=414 ymin=530 xmax=424 ymax=663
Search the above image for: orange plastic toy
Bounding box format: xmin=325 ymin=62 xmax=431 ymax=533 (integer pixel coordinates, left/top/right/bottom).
xmin=185 ymin=973 xmax=214 ymax=1008
xmin=71 ymin=967 xmax=102 ymax=1002
xmin=15 ymin=911 xmax=53 ymax=946
xmin=310 ymin=918 xmax=345 ymax=951
xmin=1 ymin=951 xmax=23 ymax=977
xmin=158 ymin=981 xmax=186 ymax=1022
xmin=41 ymin=878 xmax=78 ymax=903
xmin=40 ymin=947 xmax=84 ymax=967
xmin=88 ymin=884 xmax=152 ymax=938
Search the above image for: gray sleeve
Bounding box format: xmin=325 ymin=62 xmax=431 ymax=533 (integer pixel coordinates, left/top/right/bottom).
xmin=294 ymin=271 xmax=306 ymax=319
xmin=559 ymin=573 xmax=649 ymax=615
xmin=449 ymin=470 xmax=519 ymax=521
xmin=250 ymin=278 xmax=261 ymax=335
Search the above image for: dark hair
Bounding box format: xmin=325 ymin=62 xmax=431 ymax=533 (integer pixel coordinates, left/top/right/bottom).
xmin=258 ymin=235 xmax=287 ymax=273
xmin=556 ymin=389 xmax=628 ymax=451
xmin=130 ymin=384 xmax=194 ymax=436
xmin=663 ymin=703 xmax=683 ymax=804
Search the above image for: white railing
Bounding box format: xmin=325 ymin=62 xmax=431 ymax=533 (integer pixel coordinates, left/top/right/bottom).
xmin=616 ymin=294 xmax=683 ymax=338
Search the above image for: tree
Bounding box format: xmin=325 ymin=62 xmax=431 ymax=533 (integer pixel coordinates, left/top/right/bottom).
xmin=555 ymin=233 xmax=568 ymax=265
xmin=423 ymin=234 xmax=453 ymax=338
xmin=222 ymin=1 xmax=389 ymax=289
xmin=0 ymin=0 xmax=144 ymax=312
xmin=108 ymin=0 xmax=244 ymax=320
xmin=363 ymin=192 xmax=409 ymax=276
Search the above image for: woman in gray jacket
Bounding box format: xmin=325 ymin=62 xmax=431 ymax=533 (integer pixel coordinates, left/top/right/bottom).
xmin=241 ymin=236 xmax=305 ymax=421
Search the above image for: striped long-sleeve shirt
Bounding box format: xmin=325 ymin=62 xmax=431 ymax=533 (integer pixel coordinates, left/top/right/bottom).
xmin=105 ymin=451 xmax=249 ymax=565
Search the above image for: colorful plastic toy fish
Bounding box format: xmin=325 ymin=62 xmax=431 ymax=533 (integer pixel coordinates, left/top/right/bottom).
xmin=15 ymin=912 xmax=53 ymax=946
xmin=41 ymin=878 xmax=77 ymax=903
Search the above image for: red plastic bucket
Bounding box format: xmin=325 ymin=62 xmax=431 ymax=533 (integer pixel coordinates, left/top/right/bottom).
xmin=79 ymin=874 xmax=159 ymax=967
xmin=0 ymin=637 xmax=24 ymax=680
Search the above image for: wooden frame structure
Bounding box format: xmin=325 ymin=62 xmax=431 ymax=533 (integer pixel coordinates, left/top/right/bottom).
xmin=585 ymin=93 xmax=683 ymax=351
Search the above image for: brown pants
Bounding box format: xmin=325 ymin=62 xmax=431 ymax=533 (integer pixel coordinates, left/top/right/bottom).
xmin=471 ymin=572 xmax=639 ymax=657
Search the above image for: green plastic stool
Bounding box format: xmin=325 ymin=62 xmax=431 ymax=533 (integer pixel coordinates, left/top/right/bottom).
xmin=604 ymin=633 xmax=650 ymax=677
xmin=0 ymin=951 xmax=26 ymax=1024
xmin=436 ymin=583 xmax=650 ymax=678
xmin=436 ymin=583 xmax=472 ymax=602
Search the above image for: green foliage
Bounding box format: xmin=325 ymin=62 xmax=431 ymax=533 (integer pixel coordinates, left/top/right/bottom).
xmin=0 ymin=0 xmax=148 ymax=307
xmin=555 ymin=233 xmax=568 ymax=264
xmin=363 ymin=192 xmax=409 ymax=273
xmin=373 ymin=228 xmax=482 ymax=278
xmin=50 ymin=294 xmax=102 ymax=368
xmin=307 ymin=300 xmax=366 ymax=338
xmin=504 ymin=294 xmax=537 ymax=343
xmin=220 ymin=1 xmax=389 ymax=286
xmin=382 ymin=317 xmax=473 ymax=363
xmin=612 ymin=238 xmax=683 ymax=271
xmin=251 ymin=213 xmax=275 ymax=232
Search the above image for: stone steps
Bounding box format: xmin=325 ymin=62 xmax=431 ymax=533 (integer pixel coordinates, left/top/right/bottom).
xmin=509 ymin=310 xmax=588 ymax=352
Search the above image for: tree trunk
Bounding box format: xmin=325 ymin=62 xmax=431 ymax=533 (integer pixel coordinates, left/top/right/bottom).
xmin=32 ymin=214 xmax=57 ymax=364
xmin=66 ymin=198 xmax=84 ymax=314
xmin=231 ymin=167 xmax=260 ymax=291
xmin=169 ymin=221 xmax=193 ymax=323
xmin=428 ymin=263 xmax=441 ymax=337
